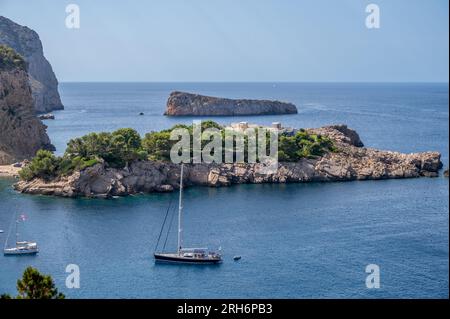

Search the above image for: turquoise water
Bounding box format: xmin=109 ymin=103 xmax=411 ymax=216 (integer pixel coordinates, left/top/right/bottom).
xmin=0 ymin=83 xmax=448 ymax=298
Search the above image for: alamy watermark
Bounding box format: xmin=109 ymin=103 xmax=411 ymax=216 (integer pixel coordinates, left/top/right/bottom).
xmin=65 ymin=264 xmax=80 ymax=289
xmin=169 ymin=121 xmax=279 ymax=175
xmin=365 ymin=264 xmax=381 ymax=289
xmin=65 ymin=4 xmax=379 ymax=30
xmin=65 ymin=4 xmax=80 ymax=29
xmin=366 ymin=4 xmax=380 ymax=29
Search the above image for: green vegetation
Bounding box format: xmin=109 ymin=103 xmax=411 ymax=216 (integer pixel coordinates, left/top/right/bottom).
xmin=19 ymin=149 xmax=99 ymax=181
xmin=65 ymin=128 xmax=147 ymax=168
xmin=0 ymin=266 xmax=65 ymax=299
xmin=19 ymin=122 xmax=335 ymax=181
xmin=278 ymin=129 xmax=336 ymax=161
xmin=143 ymin=120 xmax=223 ymax=161
xmin=142 ymin=121 xmax=335 ymax=161
xmin=20 ymin=128 xmax=145 ymax=181
xmin=0 ymin=45 xmax=26 ymax=71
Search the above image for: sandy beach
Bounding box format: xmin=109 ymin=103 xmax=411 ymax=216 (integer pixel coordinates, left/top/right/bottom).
xmin=0 ymin=164 xmax=21 ymax=178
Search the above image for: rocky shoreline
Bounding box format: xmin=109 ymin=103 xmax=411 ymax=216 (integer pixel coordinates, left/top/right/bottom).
xmin=14 ymin=125 xmax=443 ymax=198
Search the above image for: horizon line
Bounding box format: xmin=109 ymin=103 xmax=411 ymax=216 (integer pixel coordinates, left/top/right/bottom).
xmin=58 ymin=81 xmax=450 ymax=84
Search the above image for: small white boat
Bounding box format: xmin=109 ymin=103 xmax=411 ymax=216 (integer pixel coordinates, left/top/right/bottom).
xmin=0 ymin=230 xmax=4 ymax=233
xmin=3 ymin=213 xmax=38 ymax=256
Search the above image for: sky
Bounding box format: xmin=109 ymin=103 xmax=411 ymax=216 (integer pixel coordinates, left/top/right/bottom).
xmin=0 ymin=0 xmax=448 ymax=82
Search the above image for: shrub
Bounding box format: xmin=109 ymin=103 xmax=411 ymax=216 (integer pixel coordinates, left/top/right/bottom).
xmin=58 ymin=156 xmax=99 ymax=176
xmin=278 ymin=131 xmax=335 ymax=160
xmin=19 ymin=150 xmax=61 ymax=181
xmin=65 ymin=128 xmax=147 ymax=168
xmin=142 ymin=131 xmax=173 ymax=161
xmin=19 ymin=151 xmax=99 ymax=181
xmin=0 ymin=45 xmax=27 ymax=71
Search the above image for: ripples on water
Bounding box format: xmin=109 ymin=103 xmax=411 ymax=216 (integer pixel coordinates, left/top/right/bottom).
xmin=0 ymin=83 xmax=448 ymax=298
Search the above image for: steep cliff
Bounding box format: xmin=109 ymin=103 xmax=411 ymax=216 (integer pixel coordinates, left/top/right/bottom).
xmin=14 ymin=125 xmax=442 ymax=198
xmin=0 ymin=45 xmax=54 ymax=165
xmin=0 ymin=16 xmax=63 ymax=113
xmin=164 ymin=91 xmax=298 ymax=116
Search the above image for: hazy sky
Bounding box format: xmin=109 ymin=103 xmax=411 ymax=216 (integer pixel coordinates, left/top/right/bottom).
xmin=1 ymin=0 xmax=448 ymax=82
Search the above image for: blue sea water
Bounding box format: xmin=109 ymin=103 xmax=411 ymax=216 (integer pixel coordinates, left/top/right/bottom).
xmin=0 ymin=82 xmax=448 ymax=298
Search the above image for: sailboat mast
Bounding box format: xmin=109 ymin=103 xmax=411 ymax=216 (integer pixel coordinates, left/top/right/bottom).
xmin=177 ymin=164 xmax=184 ymax=254
xmin=15 ymin=213 xmax=18 ymax=245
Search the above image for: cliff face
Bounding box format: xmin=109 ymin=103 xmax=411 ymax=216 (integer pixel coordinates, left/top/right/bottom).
xmin=0 ymin=16 xmax=63 ymax=113
xmin=14 ymin=125 xmax=442 ymax=198
xmin=165 ymin=91 xmax=298 ymax=116
xmin=0 ymin=48 xmax=54 ymax=165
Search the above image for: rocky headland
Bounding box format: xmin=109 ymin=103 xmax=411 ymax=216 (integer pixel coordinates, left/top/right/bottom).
xmin=0 ymin=16 xmax=63 ymax=113
xmin=0 ymin=45 xmax=54 ymax=165
xmin=164 ymin=91 xmax=298 ymax=116
xmin=14 ymin=125 xmax=442 ymax=198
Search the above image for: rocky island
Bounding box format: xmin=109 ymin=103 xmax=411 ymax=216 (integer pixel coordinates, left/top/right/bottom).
xmin=14 ymin=122 xmax=442 ymax=198
xmin=164 ymin=91 xmax=298 ymax=116
xmin=0 ymin=16 xmax=63 ymax=113
xmin=0 ymin=45 xmax=54 ymax=165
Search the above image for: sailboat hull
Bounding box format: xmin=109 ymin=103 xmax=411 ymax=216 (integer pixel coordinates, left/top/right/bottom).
xmin=3 ymin=248 xmax=38 ymax=256
xmin=4 ymin=241 xmax=38 ymax=256
xmin=154 ymin=253 xmax=222 ymax=264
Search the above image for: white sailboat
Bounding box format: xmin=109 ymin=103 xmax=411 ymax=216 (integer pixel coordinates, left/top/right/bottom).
xmin=3 ymin=213 xmax=38 ymax=256
xmin=154 ymin=164 xmax=222 ymax=264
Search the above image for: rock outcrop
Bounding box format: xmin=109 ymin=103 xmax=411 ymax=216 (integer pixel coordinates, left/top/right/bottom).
xmin=0 ymin=16 xmax=63 ymax=113
xmin=14 ymin=125 xmax=442 ymax=198
xmin=0 ymin=45 xmax=54 ymax=165
xmin=164 ymin=91 xmax=298 ymax=116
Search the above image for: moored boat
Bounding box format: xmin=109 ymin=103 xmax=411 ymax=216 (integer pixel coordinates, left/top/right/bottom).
xmin=4 ymin=241 xmax=38 ymax=255
xmin=3 ymin=214 xmax=38 ymax=256
xmin=154 ymin=164 xmax=222 ymax=264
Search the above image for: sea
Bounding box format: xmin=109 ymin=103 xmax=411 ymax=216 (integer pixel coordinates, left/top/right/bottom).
xmin=0 ymin=82 xmax=448 ymax=298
